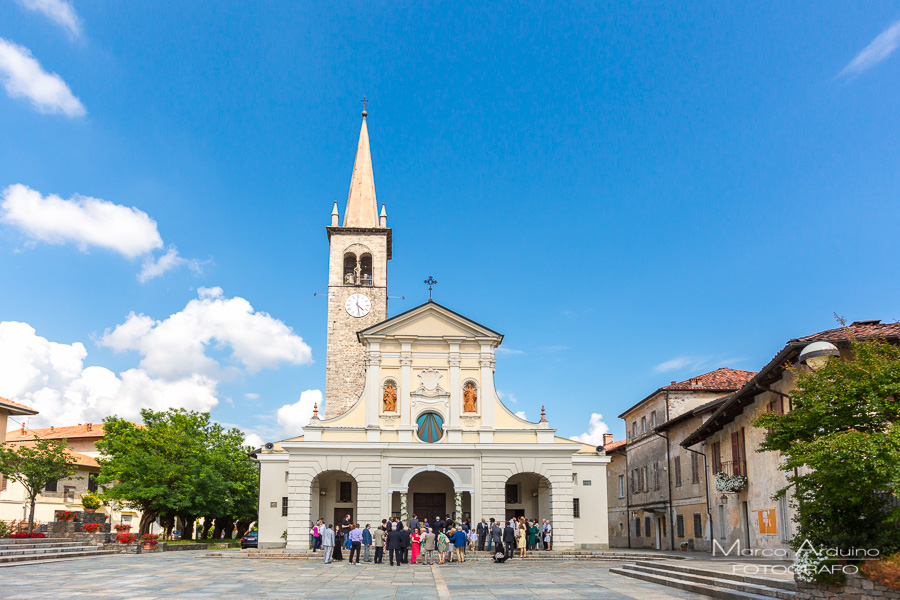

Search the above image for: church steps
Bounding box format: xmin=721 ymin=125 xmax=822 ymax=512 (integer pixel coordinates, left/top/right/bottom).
xmin=0 ymin=538 xmax=120 ymax=565
xmin=195 ymin=549 xmax=682 ymax=561
xmin=610 ymin=562 xmax=795 ymax=600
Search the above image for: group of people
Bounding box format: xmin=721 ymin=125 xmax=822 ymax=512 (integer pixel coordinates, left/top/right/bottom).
xmin=311 ymin=513 xmax=552 ymax=565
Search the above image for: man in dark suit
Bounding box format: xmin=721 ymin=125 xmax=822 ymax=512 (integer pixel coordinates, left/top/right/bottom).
xmin=476 ymin=518 xmax=488 ymax=551
xmin=387 ymin=527 xmax=402 ymax=566
xmin=433 ymin=516 xmax=443 ymax=535
xmin=502 ymin=522 xmax=516 ymax=560
xmin=409 ymin=514 xmax=419 ymax=532
xmin=399 ymin=524 xmax=411 ymax=564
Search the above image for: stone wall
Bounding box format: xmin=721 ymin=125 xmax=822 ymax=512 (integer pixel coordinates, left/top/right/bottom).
xmin=796 ymin=573 xmax=900 ymax=600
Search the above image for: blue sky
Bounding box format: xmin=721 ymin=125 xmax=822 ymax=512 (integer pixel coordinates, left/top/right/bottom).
xmin=1 ymin=1 xmax=899 ymax=446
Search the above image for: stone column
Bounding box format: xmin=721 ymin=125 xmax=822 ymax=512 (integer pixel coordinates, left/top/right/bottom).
xmin=400 ymin=492 xmax=409 ymax=521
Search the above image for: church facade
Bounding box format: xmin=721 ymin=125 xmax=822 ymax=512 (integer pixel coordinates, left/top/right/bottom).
xmin=255 ymin=110 xmax=610 ymax=550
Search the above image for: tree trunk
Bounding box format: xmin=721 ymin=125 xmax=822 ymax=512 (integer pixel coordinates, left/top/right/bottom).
xmin=139 ymin=510 xmax=157 ymax=535
xmin=201 ymin=516 xmax=213 ymax=540
xmin=27 ymin=495 xmax=36 ymax=533
xmin=234 ymin=519 xmax=251 ymax=540
xmin=160 ymin=513 xmax=174 ymax=539
xmin=180 ymin=515 xmax=195 ymax=541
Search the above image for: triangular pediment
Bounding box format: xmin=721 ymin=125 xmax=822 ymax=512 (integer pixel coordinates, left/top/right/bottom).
xmin=358 ymin=301 xmax=502 ymax=342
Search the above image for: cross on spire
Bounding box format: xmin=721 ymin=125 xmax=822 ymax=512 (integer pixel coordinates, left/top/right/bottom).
xmin=424 ymin=276 xmax=437 ymax=300
xmin=361 ymin=95 xmax=368 ymax=115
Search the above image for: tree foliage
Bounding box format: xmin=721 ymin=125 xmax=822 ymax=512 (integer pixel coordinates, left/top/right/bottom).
xmin=754 ymin=337 xmax=900 ymax=557
xmin=0 ymin=438 xmax=79 ymax=532
xmin=95 ymin=409 xmax=258 ymax=537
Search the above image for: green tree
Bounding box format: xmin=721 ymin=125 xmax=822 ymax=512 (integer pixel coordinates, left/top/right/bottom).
xmin=96 ymin=408 xmax=258 ymax=537
xmin=0 ymin=438 xmax=79 ymax=532
xmin=755 ymin=337 xmax=900 ymax=559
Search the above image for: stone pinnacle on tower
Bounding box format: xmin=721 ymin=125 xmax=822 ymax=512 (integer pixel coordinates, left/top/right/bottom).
xmin=342 ymin=106 xmax=379 ymax=228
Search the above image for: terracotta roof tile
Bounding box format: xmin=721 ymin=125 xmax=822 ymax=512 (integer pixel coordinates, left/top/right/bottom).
xmin=660 ymin=368 xmax=757 ymax=391
xmin=0 ymin=397 xmax=38 ymax=415
xmin=795 ymin=320 xmax=900 ymax=343
xmin=6 ymin=422 xmax=109 ymax=441
xmin=2 ymin=441 xmax=99 ymax=468
xmin=603 ymin=440 xmax=626 ymax=452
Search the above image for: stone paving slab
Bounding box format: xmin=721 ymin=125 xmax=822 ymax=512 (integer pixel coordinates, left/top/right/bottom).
xmin=0 ymin=550 xmax=714 ymax=600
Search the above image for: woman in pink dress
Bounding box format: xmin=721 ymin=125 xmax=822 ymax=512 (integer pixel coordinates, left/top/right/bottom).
xmin=410 ymin=528 xmax=421 ymax=564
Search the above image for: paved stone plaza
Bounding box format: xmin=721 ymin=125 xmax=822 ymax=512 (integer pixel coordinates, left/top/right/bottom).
xmin=0 ymin=551 xmax=704 ymax=600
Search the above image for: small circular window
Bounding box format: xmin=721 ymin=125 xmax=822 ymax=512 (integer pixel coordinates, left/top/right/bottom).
xmin=416 ymin=412 xmax=444 ymax=443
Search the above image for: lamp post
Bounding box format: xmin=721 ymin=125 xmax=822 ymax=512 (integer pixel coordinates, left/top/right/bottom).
xmin=799 ymin=341 xmax=840 ymax=371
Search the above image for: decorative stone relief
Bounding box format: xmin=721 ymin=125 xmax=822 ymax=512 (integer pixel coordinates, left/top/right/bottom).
xmin=381 ymin=415 xmax=399 ymax=428
xmin=411 ymin=367 xmax=449 ymax=410
xmin=462 ymin=415 xmax=480 ymax=428
xmin=418 ymin=368 xmax=442 ymax=392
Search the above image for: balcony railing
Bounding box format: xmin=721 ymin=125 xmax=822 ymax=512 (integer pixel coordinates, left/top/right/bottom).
xmin=343 ymin=274 xmax=374 ymax=286
xmin=718 ymin=460 xmax=748 ymax=478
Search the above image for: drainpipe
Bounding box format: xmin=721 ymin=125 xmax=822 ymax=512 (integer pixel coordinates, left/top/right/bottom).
xmin=683 ymin=443 xmax=712 ymax=552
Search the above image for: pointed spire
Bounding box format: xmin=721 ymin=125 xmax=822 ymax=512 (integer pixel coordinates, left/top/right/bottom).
xmin=379 ymin=203 xmax=387 ymax=228
xmin=331 ymin=201 xmax=339 ymax=226
xmin=343 ymin=110 xmax=378 ymax=228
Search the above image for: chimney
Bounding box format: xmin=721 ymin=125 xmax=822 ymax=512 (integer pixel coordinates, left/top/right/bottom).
xmin=50 ymin=426 xmax=54 ymax=432
xmin=671 ymin=381 xmax=677 ymax=386
xmin=86 ymin=423 xmax=92 ymax=431
xmin=21 ymin=422 xmax=25 ymax=434
xmin=602 ymin=433 xmax=614 ymax=446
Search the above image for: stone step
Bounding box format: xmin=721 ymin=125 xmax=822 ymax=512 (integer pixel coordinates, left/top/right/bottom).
xmin=610 ymin=565 xmax=794 ymax=600
xmin=197 ymin=551 xmax=672 ymax=561
xmin=0 ymin=545 xmax=102 ymax=557
xmin=0 ymin=541 xmax=88 ymax=550
xmin=0 ymin=549 xmax=119 ymax=566
xmin=631 ymin=561 xmax=796 ymax=592
xmin=0 ymin=538 xmax=75 ymax=545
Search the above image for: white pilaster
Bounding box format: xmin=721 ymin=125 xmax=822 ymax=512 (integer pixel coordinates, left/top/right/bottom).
xmin=448 ymin=342 xmax=461 ymax=427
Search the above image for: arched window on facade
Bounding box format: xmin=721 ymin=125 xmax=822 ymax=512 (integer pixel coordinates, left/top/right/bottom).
xmin=343 ymin=253 xmax=357 ymax=285
xmin=359 ymin=254 xmax=373 ymax=286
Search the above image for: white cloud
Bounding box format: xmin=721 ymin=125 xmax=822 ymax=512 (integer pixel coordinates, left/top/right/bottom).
xmin=840 ymin=20 xmax=900 ymax=77
xmin=276 ymin=389 xmax=323 ymax=437
xmin=138 ymin=246 xmax=202 ymax=283
xmin=101 ymin=287 xmax=313 ymax=380
xmin=497 ymin=389 xmax=518 ymax=404
xmin=514 ymin=410 xmax=527 ymax=420
xmin=0 ymin=38 xmax=85 ymax=116
xmin=0 ymin=321 xmax=218 ymax=429
xmin=243 ymin=432 xmax=264 ymax=449
xmin=244 ymin=392 xmax=260 ymax=400
xmin=569 ymin=413 xmax=610 ymax=446
xmin=16 ymin=0 xmax=82 ymax=38
xmin=495 ymin=347 xmax=524 ymax=356
xmin=653 ymin=355 xmax=706 ymax=373
xmin=1 ymin=184 xmax=162 ymax=258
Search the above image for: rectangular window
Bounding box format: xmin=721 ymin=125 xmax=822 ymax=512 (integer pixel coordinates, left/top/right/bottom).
xmin=674 ymin=456 xmax=682 ymax=487
xmin=650 ymin=410 xmax=657 ymax=429
xmin=731 ymin=429 xmax=748 ymax=476
xmin=635 ymin=517 xmax=641 ymax=537
xmin=691 ymin=452 xmax=700 ymax=483
xmin=632 ymin=421 xmax=637 ymax=438
xmin=88 ymin=473 xmax=98 ymax=492
xmin=694 ymin=513 xmax=703 ymax=538
xmin=573 ymin=498 xmax=580 ymax=518
xmin=676 ymin=514 xmax=685 ymax=537
xmin=63 ymin=486 xmax=75 ymax=502
xmin=45 ymin=479 xmax=58 ymax=492
xmin=122 ymin=514 xmax=132 ymax=523
xmin=339 ymin=481 xmax=353 ymax=503
xmin=640 ymin=467 xmax=647 ymax=492
xmin=712 ymin=441 xmax=721 ymax=474
xmin=505 ymin=483 xmax=518 ymax=504
xmin=653 ymin=462 xmax=660 ymax=491
xmin=644 ymin=516 xmax=651 ymax=537
xmin=583 ymin=480 xmax=592 ymax=486
xmin=617 ymin=475 xmax=625 ymax=498
xmin=282 ymin=496 xmax=288 ymax=517
xmin=641 ymin=416 xmax=647 ymax=434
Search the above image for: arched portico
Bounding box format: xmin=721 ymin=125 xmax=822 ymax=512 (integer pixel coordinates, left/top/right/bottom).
xmin=504 ymin=472 xmax=552 ymax=522
xmin=311 ymin=470 xmax=358 ymax=531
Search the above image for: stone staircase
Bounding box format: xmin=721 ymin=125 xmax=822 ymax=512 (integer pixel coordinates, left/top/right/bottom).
xmin=197 ymin=548 xmax=683 ymax=561
xmin=610 ymin=561 xmax=796 ymax=600
xmin=0 ymin=538 xmax=119 ymax=566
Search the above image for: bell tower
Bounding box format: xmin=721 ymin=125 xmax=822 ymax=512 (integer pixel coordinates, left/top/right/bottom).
xmin=324 ymin=108 xmax=391 ymax=418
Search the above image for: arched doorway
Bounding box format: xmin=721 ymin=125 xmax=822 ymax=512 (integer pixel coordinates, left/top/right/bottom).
xmin=504 ymin=472 xmax=551 ymax=522
xmin=311 ymin=470 xmax=358 ymax=529
xmin=395 ymin=471 xmax=472 ymax=523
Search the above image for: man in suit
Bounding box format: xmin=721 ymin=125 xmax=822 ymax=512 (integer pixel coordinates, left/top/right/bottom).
xmin=321 ymin=524 xmax=336 ymax=564
xmin=419 ymin=527 xmax=436 ymax=565
xmin=409 ymin=513 xmax=419 ymax=533
xmin=433 ymin=516 xmax=443 ymax=535
xmin=487 ymin=518 xmax=495 ymax=551
xmin=372 ymin=525 xmax=385 ymax=564
xmin=387 ymin=526 xmax=402 ymax=566
xmin=476 ymin=518 xmax=488 ymax=551
xmin=502 ymin=522 xmax=516 ymax=560
xmin=399 ymin=524 xmax=411 ymax=564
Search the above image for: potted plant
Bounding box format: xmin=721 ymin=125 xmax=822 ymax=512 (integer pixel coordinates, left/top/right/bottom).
xmin=680 ymin=541 xmax=689 ymax=551
xmin=115 ymin=523 xmax=132 ymax=533
xmin=82 ymin=523 xmax=104 ymax=533
xmin=80 ymin=492 xmax=102 ymax=513
xmin=141 ymin=533 xmax=159 ymax=550
xmin=115 ymin=533 xmax=137 ymax=544
xmin=55 ymin=510 xmax=77 ymax=522
xmin=713 ymin=472 xmax=748 ymax=492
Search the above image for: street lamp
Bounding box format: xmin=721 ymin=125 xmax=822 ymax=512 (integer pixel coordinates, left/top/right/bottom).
xmin=799 ymin=341 xmax=840 ymax=371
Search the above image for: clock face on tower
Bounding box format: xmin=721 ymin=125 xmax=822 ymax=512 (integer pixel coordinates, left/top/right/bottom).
xmin=345 ymin=293 xmax=371 ymax=318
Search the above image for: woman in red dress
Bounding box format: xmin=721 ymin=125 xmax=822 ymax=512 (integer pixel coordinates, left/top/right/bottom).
xmin=410 ymin=528 xmax=421 ymax=564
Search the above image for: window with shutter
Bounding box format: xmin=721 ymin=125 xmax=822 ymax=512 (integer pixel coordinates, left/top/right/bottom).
xmin=693 ymin=513 xmax=702 ymax=538
xmin=674 ymin=456 xmax=682 ymax=487
xmin=691 ymin=452 xmax=700 ymax=483
xmin=676 ymin=514 xmax=684 ymax=537
xmin=712 ymin=441 xmax=721 ymax=474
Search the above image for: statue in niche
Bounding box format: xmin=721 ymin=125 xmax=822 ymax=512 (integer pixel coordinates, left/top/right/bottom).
xmin=383 ymin=382 xmax=397 ymax=413
xmin=463 ymin=382 xmax=478 ymax=413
